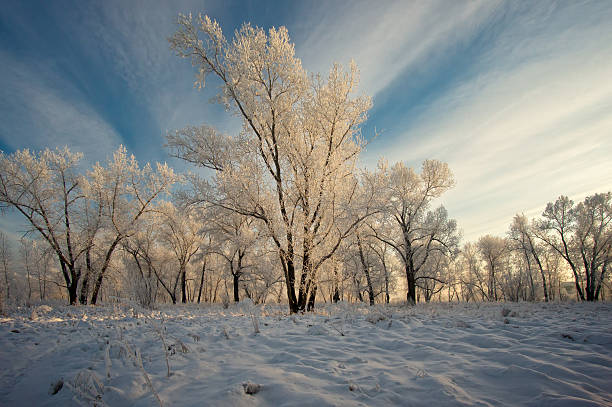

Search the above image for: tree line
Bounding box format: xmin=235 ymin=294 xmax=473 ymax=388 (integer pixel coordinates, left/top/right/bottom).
xmin=0 ymin=14 xmax=609 ymax=311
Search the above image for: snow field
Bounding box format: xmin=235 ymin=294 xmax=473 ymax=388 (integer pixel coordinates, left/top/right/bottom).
xmin=1 ymin=301 xmax=611 ymax=406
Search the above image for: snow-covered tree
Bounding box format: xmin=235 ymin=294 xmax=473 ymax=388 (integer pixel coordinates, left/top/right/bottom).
xmin=168 ymin=14 xmax=374 ymax=312
xmin=156 ymin=201 xmax=201 ymax=303
xmin=368 ymin=159 xmax=457 ymax=304
xmin=458 ymin=242 xmax=487 ymax=302
xmin=209 ymin=209 xmax=259 ymax=303
xmin=83 ymin=146 xmax=179 ymax=304
xmin=0 ymin=148 xmax=87 ymax=304
xmin=417 ymin=250 xmax=450 ymax=303
xmin=573 ymin=193 xmax=611 ymax=301
xmin=477 ymin=235 xmax=508 ymax=301
xmin=536 ymin=193 xmax=611 ymax=301
xmin=508 ymin=214 xmax=550 ymax=301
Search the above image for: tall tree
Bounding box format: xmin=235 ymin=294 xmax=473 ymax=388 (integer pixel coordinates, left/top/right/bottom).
xmin=509 ymin=214 xmax=549 ymax=301
xmin=122 ymin=212 xmax=178 ymax=304
xmin=369 ymin=160 xmax=457 ymax=304
xmin=157 ymin=201 xmax=201 ymax=303
xmin=574 ymin=193 xmax=611 ymax=301
xmin=535 ymin=196 xmax=583 ymax=299
xmin=0 ymin=148 xmax=86 ymax=304
xmin=477 ymin=235 xmax=507 ymax=301
xmin=459 ymin=242 xmax=488 ymax=301
xmin=536 ymin=194 xmax=611 ymax=301
xmin=168 ymin=14 xmax=373 ymax=312
xmin=84 ymin=146 xmax=178 ymax=304
xmin=19 ymin=238 xmax=34 ymax=303
xmin=210 ymin=209 xmax=259 ymax=303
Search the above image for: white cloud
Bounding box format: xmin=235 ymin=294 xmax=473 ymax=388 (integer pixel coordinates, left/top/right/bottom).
xmin=70 ymin=1 xmax=240 ymax=160
xmin=356 ymin=1 xmax=612 ymax=241
xmin=294 ymin=0 xmax=500 ymax=98
xmin=0 ymin=53 xmax=124 ymax=165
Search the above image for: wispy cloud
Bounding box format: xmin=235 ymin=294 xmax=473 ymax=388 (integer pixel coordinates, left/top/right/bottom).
xmin=71 ymin=1 xmax=242 ymax=158
xmin=294 ymin=0 xmax=500 ymax=98
xmin=1 ymin=0 xmax=610 ymax=244
xmin=0 ymin=52 xmax=123 ymax=164
xmin=363 ymin=1 xmax=612 ymax=241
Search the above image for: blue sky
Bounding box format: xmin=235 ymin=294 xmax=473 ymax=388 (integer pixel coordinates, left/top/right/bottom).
xmin=1 ymin=0 xmax=611 ymax=242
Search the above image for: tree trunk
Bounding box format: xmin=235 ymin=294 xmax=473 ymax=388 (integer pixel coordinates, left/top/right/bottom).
xmin=406 ymin=262 xmax=416 ymax=305
xmin=594 ymin=263 xmax=607 ymax=300
xmin=531 ymin=248 xmax=549 ymax=302
xmin=197 ymin=259 xmax=206 ymax=304
xmin=90 ymin=237 xmax=121 ymax=305
xmin=384 ymin=264 xmax=390 ymax=304
xmin=233 ymin=272 xmax=240 ymax=302
xmin=332 ymin=286 xmax=340 ymax=303
xmin=285 ymin=259 xmax=299 ymax=313
xmin=181 ymin=264 xmax=187 ymax=303
xmin=297 ymin=237 xmax=313 ymax=311
xmin=24 ymin=259 xmax=32 ymax=303
xmin=352 ymin=273 xmax=363 ymax=303
xmin=58 ymin=259 xmax=79 ymax=305
xmin=79 ymin=272 xmax=89 ymax=305
xmin=306 ymin=283 xmax=317 ymax=311
xmin=67 ymin=267 xmax=79 ymax=306
xmin=79 ymin=249 xmax=93 ymax=305
xmin=332 ymin=264 xmax=340 ymax=303
xmin=524 ymin=254 xmax=536 ymax=301
xmin=357 ymin=237 xmax=375 ymax=306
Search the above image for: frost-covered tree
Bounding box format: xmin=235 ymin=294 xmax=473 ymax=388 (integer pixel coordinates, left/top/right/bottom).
xmin=84 ymin=146 xmax=179 ymax=304
xmin=509 ymin=214 xmax=549 ymax=301
xmin=122 ymin=210 xmax=178 ymax=304
xmin=168 ymin=14 xmax=373 ymax=312
xmin=368 ymin=159 xmax=457 ymax=304
xmin=341 ymin=223 xmax=395 ymax=306
xmin=19 ymin=238 xmax=54 ymax=301
xmin=573 ymin=193 xmax=611 ymax=301
xmin=498 ymin=250 xmax=527 ymax=302
xmin=540 ymin=245 xmax=565 ymax=300
xmin=156 ymin=201 xmax=201 ymax=303
xmin=191 ymin=226 xmax=215 ymax=304
xmin=418 ymin=250 xmax=450 ymax=303
xmin=458 ymin=242 xmax=488 ymax=301
xmin=477 ymin=235 xmax=508 ymax=301
xmin=369 ymin=240 xmax=396 ymax=304
xmin=535 ymin=196 xmax=582 ymax=299
xmin=209 ymin=209 xmax=260 ymax=303
xmin=75 ymin=174 xmax=105 ymax=304
xmin=0 ymin=148 xmax=87 ymax=304
xmin=536 ymin=193 xmax=611 ymax=301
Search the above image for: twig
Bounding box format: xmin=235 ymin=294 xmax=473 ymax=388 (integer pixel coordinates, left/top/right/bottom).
xmin=155 ymin=319 xmax=171 ymax=377
xmin=136 ymin=348 xmax=164 ymax=407
xmin=120 ymin=340 xmax=164 ymax=407
xmin=329 ymin=322 xmax=345 ymax=336
xmin=104 ymin=342 xmax=112 ymax=378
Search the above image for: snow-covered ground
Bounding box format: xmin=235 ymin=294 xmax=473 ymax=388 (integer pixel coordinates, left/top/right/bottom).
xmin=1 ymin=301 xmax=611 ymax=406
